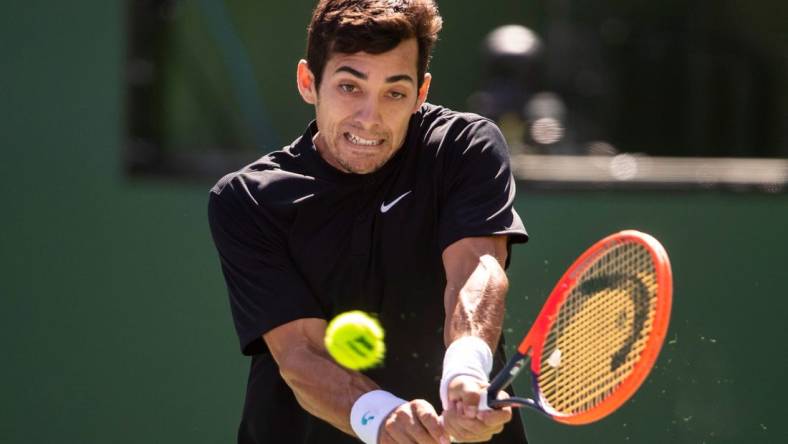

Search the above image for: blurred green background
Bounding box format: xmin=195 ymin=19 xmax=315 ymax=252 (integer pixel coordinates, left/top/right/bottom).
xmin=1 ymin=1 xmax=786 ymax=443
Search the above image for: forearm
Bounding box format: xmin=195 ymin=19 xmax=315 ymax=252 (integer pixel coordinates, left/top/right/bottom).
xmin=439 ymin=238 xmax=513 ymax=439
xmin=444 ymin=254 xmax=508 ymax=350
xmin=278 ymin=343 xmax=379 ymax=434
xmin=265 ymin=319 xmax=379 ymax=436
xmin=283 ymin=343 xmax=448 ymax=444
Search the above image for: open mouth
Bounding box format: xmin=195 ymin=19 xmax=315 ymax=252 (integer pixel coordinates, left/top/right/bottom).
xmin=344 ymin=132 xmax=384 ymax=147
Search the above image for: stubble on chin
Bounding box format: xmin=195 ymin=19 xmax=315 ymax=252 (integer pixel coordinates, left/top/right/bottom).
xmin=336 ymin=156 xmax=386 ymax=175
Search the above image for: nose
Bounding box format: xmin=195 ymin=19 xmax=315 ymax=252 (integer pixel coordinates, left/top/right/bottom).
xmin=354 ymin=96 xmax=383 ymax=129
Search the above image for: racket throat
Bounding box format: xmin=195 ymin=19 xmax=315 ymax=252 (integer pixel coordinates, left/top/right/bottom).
xmin=486 ymin=351 xmax=530 ymax=408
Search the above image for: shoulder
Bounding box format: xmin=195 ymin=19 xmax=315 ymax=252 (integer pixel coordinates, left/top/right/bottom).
xmin=412 ymin=103 xmax=509 ymax=166
xmin=413 ymin=103 xmax=506 ymax=154
xmin=210 ymin=143 xmax=314 ymax=204
xmin=208 ymin=140 xmax=318 ymax=227
xmin=415 ymin=102 xmax=493 ymax=132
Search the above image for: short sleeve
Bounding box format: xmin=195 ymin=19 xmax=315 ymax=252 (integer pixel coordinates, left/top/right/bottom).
xmin=208 ymin=175 xmax=325 ymax=355
xmin=438 ymin=119 xmax=528 ymax=254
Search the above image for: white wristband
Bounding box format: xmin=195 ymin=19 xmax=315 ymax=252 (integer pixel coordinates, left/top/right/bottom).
xmin=439 ymin=336 xmax=493 ymax=410
xmin=350 ymin=390 xmax=407 ymax=444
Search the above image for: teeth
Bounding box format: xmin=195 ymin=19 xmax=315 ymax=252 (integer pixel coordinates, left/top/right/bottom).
xmin=346 ymin=132 xmax=381 ymax=146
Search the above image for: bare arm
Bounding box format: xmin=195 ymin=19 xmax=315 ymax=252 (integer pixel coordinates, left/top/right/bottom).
xmin=265 ymin=318 xmax=448 ymax=443
xmin=442 ymin=236 xmax=509 ymax=349
xmin=441 ymin=236 xmax=514 ymax=442
xmin=264 ymin=318 xmax=378 ymax=435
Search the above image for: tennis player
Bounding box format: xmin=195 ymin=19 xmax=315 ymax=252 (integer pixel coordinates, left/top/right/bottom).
xmin=208 ymin=1 xmax=529 ymax=443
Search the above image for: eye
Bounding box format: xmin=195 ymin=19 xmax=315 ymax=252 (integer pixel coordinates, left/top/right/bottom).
xmin=388 ymin=91 xmax=407 ymax=100
xmin=339 ymin=83 xmax=358 ymax=94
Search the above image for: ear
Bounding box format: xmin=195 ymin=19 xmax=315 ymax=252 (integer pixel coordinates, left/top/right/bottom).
xmin=297 ymin=60 xmax=318 ymax=105
xmin=413 ymin=72 xmax=432 ymax=112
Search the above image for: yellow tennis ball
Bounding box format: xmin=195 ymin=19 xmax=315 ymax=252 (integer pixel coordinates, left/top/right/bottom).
xmin=324 ymin=311 xmax=385 ymax=370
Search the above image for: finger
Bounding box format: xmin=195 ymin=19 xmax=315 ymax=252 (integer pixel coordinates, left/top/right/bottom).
xmin=408 ymin=425 xmax=438 ymax=444
xmin=384 ymin=426 xmax=411 ymax=444
xmin=463 ymin=402 xmax=478 ymax=419
xmin=382 ymin=406 xmax=416 ymax=444
xmin=439 ymin=399 xmax=452 ymax=416
xmin=449 ymin=382 xmax=483 ymax=407
xmin=477 ymin=389 xmax=513 ymax=425
xmin=451 ymin=394 xmax=478 ymax=419
xmin=413 ymin=402 xmax=449 ymax=444
xmin=476 ymin=405 xmax=512 ymax=427
xmin=441 ymin=408 xmax=479 ymax=442
xmin=438 ymin=416 xmax=457 ymax=444
xmin=385 ymin=419 xmax=425 ymax=444
xmin=453 ymin=408 xmax=506 ymax=441
xmin=378 ymin=425 xmax=400 ymax=444
xmin=471 ymin=415 xmax=506 ymax=437
xmin=404 ymin=401 xmax=440 ymax=444
xmin=447 ymin=377 xmax=483 ymax=418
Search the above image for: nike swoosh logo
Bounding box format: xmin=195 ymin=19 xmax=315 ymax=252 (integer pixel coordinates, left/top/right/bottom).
xmin=380 ymin=191 xmax=412 ymax=213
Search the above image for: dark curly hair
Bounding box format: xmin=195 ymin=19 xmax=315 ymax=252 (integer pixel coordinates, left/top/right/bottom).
xmin=306 ymin=0 xmax=443 ymax=89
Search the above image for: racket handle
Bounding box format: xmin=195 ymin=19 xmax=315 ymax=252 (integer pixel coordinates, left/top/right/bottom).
xmin=484 ymin=351 xmax=528 ymax=409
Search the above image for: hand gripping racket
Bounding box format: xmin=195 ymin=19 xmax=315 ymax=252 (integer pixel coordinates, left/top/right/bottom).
xmin=482 ymin=230 xmax=672 ymax=425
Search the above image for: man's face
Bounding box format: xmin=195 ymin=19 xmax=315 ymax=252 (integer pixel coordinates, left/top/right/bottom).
xmin=298 ymin=38 xmax=430 ymax=174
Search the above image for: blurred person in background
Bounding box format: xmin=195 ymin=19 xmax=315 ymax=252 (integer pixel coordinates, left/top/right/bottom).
xmin=468 ymin=24 xmax=602 ymax=156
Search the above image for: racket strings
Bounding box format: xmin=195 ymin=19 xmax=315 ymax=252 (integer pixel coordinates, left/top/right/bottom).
xmin=537 ymin=242 xmax=658 ymax=415
xmin=542 ymin=249 xmax=655 ymax=412
xmin=544 ymin=276 xmax=653 ymax=411
xmin=554 ymin=269 xmax=653 ymax=410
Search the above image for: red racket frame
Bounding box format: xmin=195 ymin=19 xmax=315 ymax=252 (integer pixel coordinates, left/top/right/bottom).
xmin=486 ymin=230 xmax=673 ymax=425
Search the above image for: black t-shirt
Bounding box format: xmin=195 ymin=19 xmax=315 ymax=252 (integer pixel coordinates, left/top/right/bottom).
xmin=209 ymin=103 xmax=529 ymax=443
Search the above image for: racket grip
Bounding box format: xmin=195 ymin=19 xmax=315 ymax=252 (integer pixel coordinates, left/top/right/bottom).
xmin=484 ymin=351 xmax=528 ymax=409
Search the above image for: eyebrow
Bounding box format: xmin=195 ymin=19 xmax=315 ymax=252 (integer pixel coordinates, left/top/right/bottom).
xmin=334 ymin=66 xmax=415 ymax=85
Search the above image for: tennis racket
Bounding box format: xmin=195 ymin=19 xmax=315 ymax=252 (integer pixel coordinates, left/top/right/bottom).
xmin=482 ymin=230 xmax=672 ymax=425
